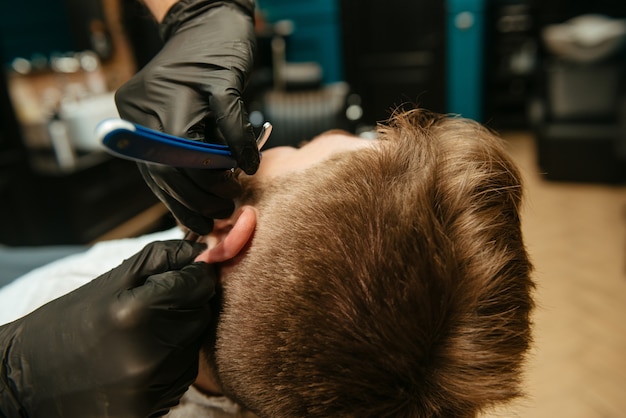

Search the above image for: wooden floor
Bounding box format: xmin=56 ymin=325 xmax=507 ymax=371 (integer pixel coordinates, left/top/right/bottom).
xmin=483 ymin=132 xmax=626 ymax=418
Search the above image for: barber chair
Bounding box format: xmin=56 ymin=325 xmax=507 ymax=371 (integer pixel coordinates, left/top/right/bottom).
xmin=246 ymin=20 xmax=357 ymax=148
xmin=530 ymin=14 xmax=626 ymax=183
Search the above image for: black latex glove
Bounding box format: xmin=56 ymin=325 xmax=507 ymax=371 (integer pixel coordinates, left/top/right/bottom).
xmin=115 ymin=0 xmax=258 ymax=235
xmin=0 ymin=240 xmax=215 ymax=417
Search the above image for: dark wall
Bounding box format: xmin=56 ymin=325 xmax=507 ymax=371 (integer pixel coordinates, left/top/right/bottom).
xmin=340 ymin=0 xmax=447 ymax=125
xmin=533 ymin=0 xmax=626 ymax=25
xmin=0 ymin=1 xmax=73 ymax=64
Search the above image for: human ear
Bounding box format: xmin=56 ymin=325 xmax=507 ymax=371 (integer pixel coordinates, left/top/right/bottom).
xmin=194 ymin=206 xmax=257 ymax=263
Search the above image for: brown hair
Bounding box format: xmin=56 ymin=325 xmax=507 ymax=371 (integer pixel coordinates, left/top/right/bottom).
xmin=214 ymin=109 xmax=534 ymax=417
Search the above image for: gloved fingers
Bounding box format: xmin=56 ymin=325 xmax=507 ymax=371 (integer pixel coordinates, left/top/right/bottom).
xmin=115 ymin=33 xmax=211 ymax=138
xmin=124 ymin=262 xmax=216 ymax=312
xmin=154 ymin=181 xmax=233 ymax=233
xmin=211 ymin=90 xmax=259 ymax=175
xmin=138 ymin=163 xmax=216 ymax=234
xmin=185 ymin=168 xmax=242 ymax=199
xmin=163 ymin=187 xmax=235 ymax=222
xmin=114 ymin=73 xmax=174 ymax=133
xmin=144 ymin=165 xmax=238 ymax=221
xmin=115 ymin=241 xmax=206 ymax=288
xmin=147 ymin=164 xmax=241 ymax=202
xmin=111 ymin=263 xmax=214 ymax=344
xmin=144 ymin=345 xmax=202 ymax=417
xmin=116 ymin=67 xmax=208 ymax=138
xmin=116 ymin=7 xmax=259 ymax=172
xmin=202 ymin=5 xmax=258 ymax=174
xmin=164 ymin=195 xmax=216 ymax=236
xmin=161 ymin=192 xmax=216 ymax=235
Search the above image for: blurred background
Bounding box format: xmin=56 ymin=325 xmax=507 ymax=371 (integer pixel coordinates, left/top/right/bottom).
xmin=0 ymin=1 xmax=625 ymax=415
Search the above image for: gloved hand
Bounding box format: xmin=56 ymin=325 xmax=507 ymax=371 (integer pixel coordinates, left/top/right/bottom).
xmin=115 ymin=0 xmax=258 ymax=235
xmin=0 ymin=240 xmax=215 ymax=418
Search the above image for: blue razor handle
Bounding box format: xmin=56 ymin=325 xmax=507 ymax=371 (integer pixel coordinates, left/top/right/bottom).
xmin=96 ymin=119 xmax=272 ymax=169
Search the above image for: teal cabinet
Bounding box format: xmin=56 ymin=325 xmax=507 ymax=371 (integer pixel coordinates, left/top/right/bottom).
xmin=258 ymin=0 xmax=344 ymax=83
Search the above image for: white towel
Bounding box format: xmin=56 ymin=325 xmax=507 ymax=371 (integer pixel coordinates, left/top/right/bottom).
xmin=0 ymin=228 xmax=183 ymax=325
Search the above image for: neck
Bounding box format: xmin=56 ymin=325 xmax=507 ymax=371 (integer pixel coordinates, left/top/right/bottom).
xmin=194 ymin=355 xmax=224 ymax=396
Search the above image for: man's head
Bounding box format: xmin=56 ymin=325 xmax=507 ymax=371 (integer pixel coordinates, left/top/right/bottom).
xmin=196 ymin=109 xmax=534 ymax=417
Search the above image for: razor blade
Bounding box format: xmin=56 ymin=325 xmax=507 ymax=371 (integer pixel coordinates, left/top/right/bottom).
xmin=96 ymin=118 xmax=272 ymax=169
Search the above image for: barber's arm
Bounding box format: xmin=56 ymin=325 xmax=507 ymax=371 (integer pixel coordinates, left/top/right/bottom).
xmin=0 ymin=240 xmax=215 ymax=417
xmin=115 ymin=0 xmax=259 ymax=235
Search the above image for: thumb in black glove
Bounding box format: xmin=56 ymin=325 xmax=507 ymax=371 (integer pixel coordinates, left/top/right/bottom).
xmin=0 ymin=240 xmax=215 ymax=417
xmin=115 ymin=0 xmax=258 ymax=235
